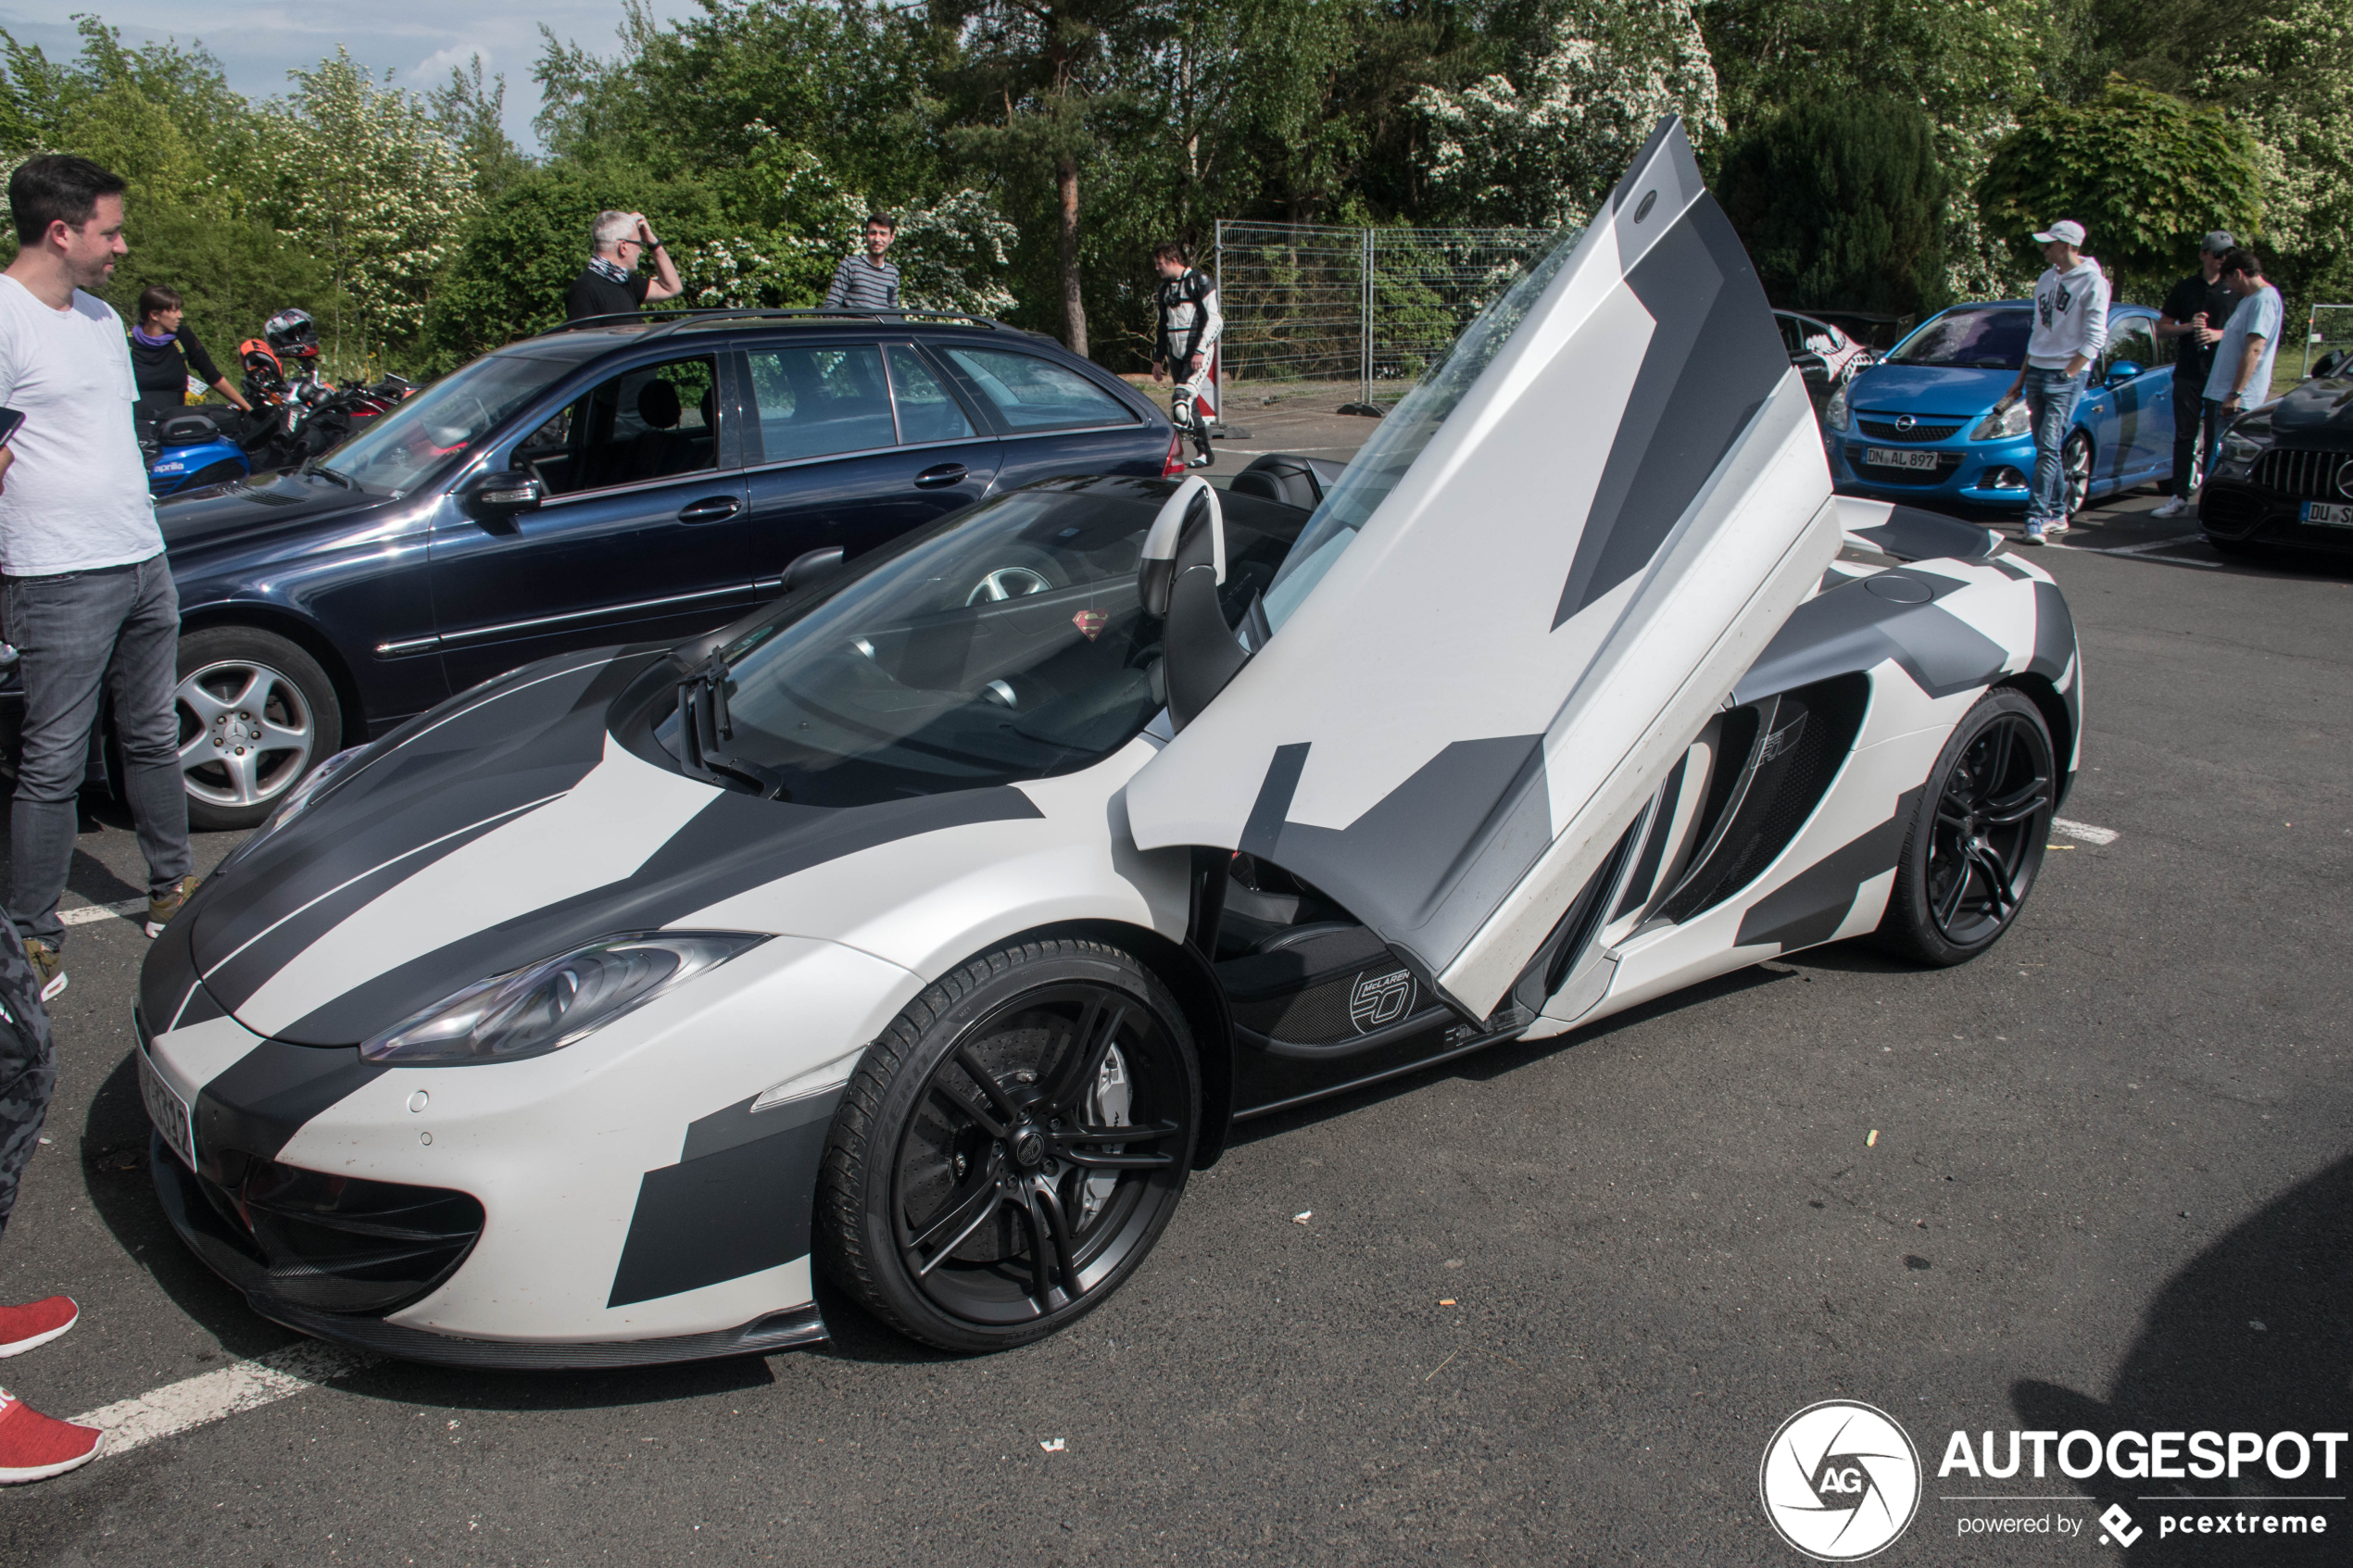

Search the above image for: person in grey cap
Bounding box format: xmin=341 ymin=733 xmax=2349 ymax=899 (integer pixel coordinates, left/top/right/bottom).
xmin=2152 ymin=232 xmax=2237 ymax=517
xmin=1996 ymin=219 xmax=2109 ymax=545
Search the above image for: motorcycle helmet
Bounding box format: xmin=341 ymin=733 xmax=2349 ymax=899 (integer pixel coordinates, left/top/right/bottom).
xmin=264 ymin=307 xmax=321 ymax=360
xmin=238 ymin=338 xmax=284 ymax=392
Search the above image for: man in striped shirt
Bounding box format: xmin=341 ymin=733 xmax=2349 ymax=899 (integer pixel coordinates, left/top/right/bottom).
xmin=823 ymin=215 xmax=900 ymax=311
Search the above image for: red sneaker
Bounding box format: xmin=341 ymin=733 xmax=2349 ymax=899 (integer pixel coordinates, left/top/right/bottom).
xmin=0 ymin=1388 xmax=102 ymax=1483
xmin=0 ymin=1298 xmax=78 ymax=1359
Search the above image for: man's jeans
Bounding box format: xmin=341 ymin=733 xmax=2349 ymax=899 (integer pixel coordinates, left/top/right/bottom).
xmin=2022 ymin=367 xmax=2085 ymax=525
xmin=5 ymin=555 xmax=192 ymax=950
xmin=2201 ymin=398 xmax=2234 ymax=494
xmin=2171 ymin=367 xmax=2207 ymax=498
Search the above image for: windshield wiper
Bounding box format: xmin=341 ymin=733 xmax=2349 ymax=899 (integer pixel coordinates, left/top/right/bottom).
xmin=300 ymin=458 xmax=354 ymax=489
xmin=675 ymin=652 xmax=791 ymax=800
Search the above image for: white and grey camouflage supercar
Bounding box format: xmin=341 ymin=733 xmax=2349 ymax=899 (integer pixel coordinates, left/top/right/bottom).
xmin=135 ymin=119 xmax=2081 ymax=1363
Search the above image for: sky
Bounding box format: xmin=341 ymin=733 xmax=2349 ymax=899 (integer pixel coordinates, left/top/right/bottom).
xmin=0 ymin=2 xmax=708 ymax=153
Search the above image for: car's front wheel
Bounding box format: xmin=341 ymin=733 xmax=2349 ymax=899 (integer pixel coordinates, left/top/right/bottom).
xmin=174 ymin=626 xmax=342 ymax=831
xmin=2062 ymin=430 xmax=2095 ymax=516
xmin=818 ymin=938 xmax=1199 ymax=1352
xmin=1878 ymin=688 xmax=2054 ymax=966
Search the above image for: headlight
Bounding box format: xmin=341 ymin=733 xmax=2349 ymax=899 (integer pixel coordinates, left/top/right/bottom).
xmin=1822 ymin=383 xmax=1851 ymax=432
xmin=1969 ymin=401 xmax=2033 ymax=441
xmin=360 ymin=932 xmax=767 ymax=1065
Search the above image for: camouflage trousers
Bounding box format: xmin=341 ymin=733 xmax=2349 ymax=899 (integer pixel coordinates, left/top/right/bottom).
xmin=0 ymin=914 xmax=57 ymax=1243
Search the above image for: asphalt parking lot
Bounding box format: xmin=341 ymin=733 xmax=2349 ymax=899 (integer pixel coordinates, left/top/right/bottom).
xmin=3 ymin=480 xmax=2347 ymax=1566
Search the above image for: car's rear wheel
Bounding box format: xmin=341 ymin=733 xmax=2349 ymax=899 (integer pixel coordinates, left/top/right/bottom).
xmin=175 ymin=626 xmax=342 ymax=831
xmin=2062 ymin=430 xmax=2094 ymax=517
xmin=1878 ymin=689 xmax=2054 ymax=966
xmin=818 ymin=938 xmax=1199 ymax=1352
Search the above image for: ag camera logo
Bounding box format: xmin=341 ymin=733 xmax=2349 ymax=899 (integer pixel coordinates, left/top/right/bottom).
xmin=1761 ymin=1400 xmax=1922 ymax=1561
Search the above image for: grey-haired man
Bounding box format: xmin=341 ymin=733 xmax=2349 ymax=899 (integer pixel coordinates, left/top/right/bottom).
xmin=2152 ymin=232 xmax=2237 ymax=518
xmin=564 ymin=210 xmax=683 ymax=323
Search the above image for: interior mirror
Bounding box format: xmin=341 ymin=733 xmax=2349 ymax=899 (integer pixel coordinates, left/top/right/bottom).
xmin=781 ymin=546 xmax=846 ymax=595
xmin=2105 ymin=360 xmax=2144 ymax=385
xmin=459 ymin=469 xmax=545 ymax=525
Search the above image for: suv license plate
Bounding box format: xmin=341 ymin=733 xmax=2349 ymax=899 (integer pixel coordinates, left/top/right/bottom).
xmin=1864 ymin=446 xmax=1939 ymax=471
xmin=2302 ymin=500 xmax=2351 ymax=527
xmin=138 ymin=1045 xmax=196 ymax=1172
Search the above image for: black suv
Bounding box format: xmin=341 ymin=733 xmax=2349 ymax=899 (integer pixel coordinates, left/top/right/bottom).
xmin=8 ymin=311 xmax=1182 ymax=828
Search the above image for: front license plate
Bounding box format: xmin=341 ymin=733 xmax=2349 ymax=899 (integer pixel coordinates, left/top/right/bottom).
xmin=2301 ymin=500 xmax=2352 ymax=527
xmin=1864 ymin=446 xmax=1940 ymax=471
xmin=138 ymin=1046 xmax=196 ymax=1172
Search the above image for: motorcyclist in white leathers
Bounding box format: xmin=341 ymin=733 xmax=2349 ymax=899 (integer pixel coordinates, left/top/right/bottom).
xmin=1151 ymin=243 xmax=1222 ymax=469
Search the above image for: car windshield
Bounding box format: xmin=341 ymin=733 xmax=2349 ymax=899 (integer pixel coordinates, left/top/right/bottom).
xmin=1886 ymin=308 xmax=2033 ymax=370
xmin=317 ymin=350 xmax=572 ymax=495
xmin=656 ymin=480 xmax=1301 ymax=803
xmin=1260 ymin=220 xmax=1583 ymax=631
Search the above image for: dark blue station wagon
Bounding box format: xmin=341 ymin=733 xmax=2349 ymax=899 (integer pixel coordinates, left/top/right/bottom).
xmin=41 ymin=311 xmax=1183 ymax=829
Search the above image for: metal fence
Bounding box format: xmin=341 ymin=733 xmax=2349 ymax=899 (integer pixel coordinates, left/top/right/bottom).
xmin=2302 ymin=303 xmax=2353 ymax=380
xmin=1213 ymin=220 xmax=1553 ymax=409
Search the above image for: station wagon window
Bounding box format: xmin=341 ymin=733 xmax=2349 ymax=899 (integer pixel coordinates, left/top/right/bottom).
xmin=748 ymin=345 xmax=899 ymax=461
xmin=940 ymin=347 xmax=1131 ymax=432
xmin=518 ymin=356 xmax=719 ymax=495
xmin=887 ymin=345 xmax=976 ymax=444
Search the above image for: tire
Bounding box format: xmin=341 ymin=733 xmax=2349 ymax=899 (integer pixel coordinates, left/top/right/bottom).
xmin=1877 ymin=688 xmax=2055 ymax=967
xmin=174 ymin=626 xmax=343 ymax=832
xmin=961 ymin=546 xmax=1067 ymax=607
xmin=2061 ymin=430 xmax=2094 ymax=517
xmin=818 ymin=937 xmax=1200 ymax=1353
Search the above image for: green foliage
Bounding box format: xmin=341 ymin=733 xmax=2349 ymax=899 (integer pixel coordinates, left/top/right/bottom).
xmin=1977 ymin=76 xmax=2264 ymax=299
xmin=1718 ymin=94 xmax=1949 ymax=316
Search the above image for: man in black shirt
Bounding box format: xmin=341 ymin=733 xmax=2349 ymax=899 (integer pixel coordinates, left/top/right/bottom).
xmin=564 ymin=210 xmax=683 ymax=323
xmin=2152 ymin=231 xmax=2237 ymax=516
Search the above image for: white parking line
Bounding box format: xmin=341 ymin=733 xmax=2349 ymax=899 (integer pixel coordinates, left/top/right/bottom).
xmin=70 ymin=1341 xmax=376 ymax=1460
xmin=58 ymin=898 xmax=144 ymax=928
xmin=2052 ymin=818 xmax=2120 ymax=846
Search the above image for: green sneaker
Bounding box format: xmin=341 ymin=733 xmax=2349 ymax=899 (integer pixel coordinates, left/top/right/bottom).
xmin=146 ymin=876 xmax=200 ymax=939
xmin=24 ymin=939 xmax=64 ymax=1002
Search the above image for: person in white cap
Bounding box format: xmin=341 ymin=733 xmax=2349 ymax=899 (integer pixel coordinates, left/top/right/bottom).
xmin=1995 ymin=219 xmax=2110 ymax=544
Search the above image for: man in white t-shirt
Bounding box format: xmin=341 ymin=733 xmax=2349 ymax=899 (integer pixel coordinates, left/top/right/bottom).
xmin=2198 ymin=247 xmax=2284 ymax=487
xmin=0 ymin=157 xmax=195 ymax=1004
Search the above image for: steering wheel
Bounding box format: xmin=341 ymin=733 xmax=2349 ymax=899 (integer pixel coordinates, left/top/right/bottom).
xmin=965 ymin=566 xmax=1056 ymax=605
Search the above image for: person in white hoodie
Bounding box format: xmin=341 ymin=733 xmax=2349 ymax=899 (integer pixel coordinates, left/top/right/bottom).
xmin=1996 ymin=220 xmax=2110 ymax=544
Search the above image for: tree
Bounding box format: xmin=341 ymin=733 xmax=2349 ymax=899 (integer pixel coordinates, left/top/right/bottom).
xmin=1977 ymin=76 xmax=2263 ymax=300
xmin=1413 ymin=0 xmax=1723 ymax=231
xmin=429 ymin=55 xmax=530 ymax=204
xmin=260 ymin=50 xmax=479 ymax=365
xmin=933 ymin=0 xmax=1152 ymax=356
xmin=2096 ymin=0 xmax=2353 ymax=309
xmin=1718 ymin=94 xmax=1947 ymax=316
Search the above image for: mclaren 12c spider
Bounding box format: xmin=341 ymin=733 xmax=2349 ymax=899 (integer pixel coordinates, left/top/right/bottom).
xmin=135 ymin=118 xmax=2081 ymax=1364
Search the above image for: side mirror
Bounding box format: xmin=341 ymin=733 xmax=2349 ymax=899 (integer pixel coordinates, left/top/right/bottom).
xmin=1140 ymin=475 xmax=1250 ymax=731
xmin=781 ymin=546 xmax=845 ymax=595
xmin=459 ymin=469 xmax=545 ymax=526
xmin=2105 ymin=360 xmax=2144 ymax=385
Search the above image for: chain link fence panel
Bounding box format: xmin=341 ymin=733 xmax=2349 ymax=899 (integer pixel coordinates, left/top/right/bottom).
xmin=1214 ymin=220 xmax=1554 ymax=413
xmin=2300 ymin=304 xmax=2353 ymax=383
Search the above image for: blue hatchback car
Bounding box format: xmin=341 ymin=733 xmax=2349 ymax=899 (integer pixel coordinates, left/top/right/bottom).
xmin=1823 ymin=301 xmax=2179 ymax=514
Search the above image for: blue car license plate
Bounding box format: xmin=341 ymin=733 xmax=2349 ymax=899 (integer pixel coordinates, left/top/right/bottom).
xmin=2301 ymin=500 xmax=2350 ymax=528
xmin=1864 ymin=446 xmax=1938 ymax=471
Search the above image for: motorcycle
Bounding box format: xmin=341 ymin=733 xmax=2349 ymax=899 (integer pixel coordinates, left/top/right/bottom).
xmin=144 ymin=405 xmax=271 ymax=496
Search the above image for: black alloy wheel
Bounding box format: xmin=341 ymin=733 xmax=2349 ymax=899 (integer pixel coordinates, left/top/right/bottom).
xmin=819 ymin=939 xmax=1199 ymax=1352
xmin=2062 ymin=430 xmax=2095 ymax=518
xmin=1878 ymin=689 xmax=2055 ymax=966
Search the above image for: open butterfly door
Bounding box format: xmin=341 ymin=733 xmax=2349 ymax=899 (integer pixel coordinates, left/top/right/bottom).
xmin=1123 ymin=117 xmax=1844 ymax=1021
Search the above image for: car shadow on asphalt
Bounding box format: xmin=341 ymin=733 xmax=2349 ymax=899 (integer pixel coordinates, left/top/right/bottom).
xmin=2009 ymin=1154 xmax=2352 ymax=1566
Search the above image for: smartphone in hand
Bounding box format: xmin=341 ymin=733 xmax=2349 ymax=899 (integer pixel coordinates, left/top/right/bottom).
xmin=0 ymin=407 xmax=22 ymax=447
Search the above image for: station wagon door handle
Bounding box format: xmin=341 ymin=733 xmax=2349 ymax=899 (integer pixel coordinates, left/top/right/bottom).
xmin=678 ymin=496 xmax=742 ymax=524
xmin=913 ymin=464 xmax=968 ymax=489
